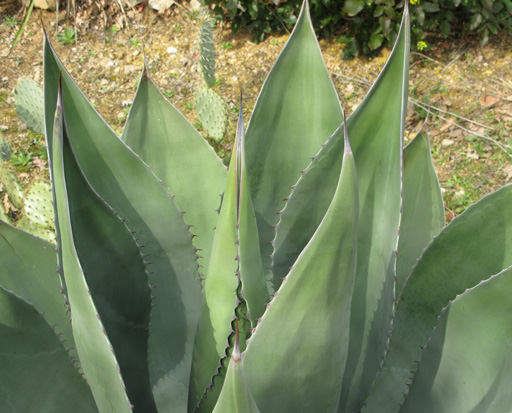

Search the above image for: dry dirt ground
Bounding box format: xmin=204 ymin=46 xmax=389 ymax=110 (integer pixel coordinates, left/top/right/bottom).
xmin=1 ymin=3 xmax=511 ymax=221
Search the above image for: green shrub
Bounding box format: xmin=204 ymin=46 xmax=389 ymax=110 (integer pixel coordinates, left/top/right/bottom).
xmin=206 ymin=0 xmax=512 ymax=57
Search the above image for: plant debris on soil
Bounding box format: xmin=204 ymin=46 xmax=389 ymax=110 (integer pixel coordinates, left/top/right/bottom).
xmin=1 ymin=2 xmax=511 ymax=226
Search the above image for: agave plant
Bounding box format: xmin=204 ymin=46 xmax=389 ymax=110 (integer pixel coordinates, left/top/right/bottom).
xmin=1 ymin=1 xmax=511 ymax=411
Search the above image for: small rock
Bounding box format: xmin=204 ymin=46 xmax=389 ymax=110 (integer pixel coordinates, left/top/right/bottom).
xmin=34 ymin=0 xmax=57 ymax=10
xmin=466 ymin=150 xmax=479 ymax=160
xmin=190 ymin=0 xmax=202 ymax=9
xmin=441 ymin=139 xmax=454 ymax=147
xmin=149 ymin=0 xmax=175 ymax=11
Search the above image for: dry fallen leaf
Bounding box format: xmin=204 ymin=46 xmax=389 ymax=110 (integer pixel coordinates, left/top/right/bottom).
xmin=503 ymin=164 xmax=512 ymax=183
xmin=480 ymin=95 xmax=501 ymax=109
xmin=466 ymin=150 xmax=479 ymax=160
xmin=32 ymin=158 xmax=47 ymax=171
xmin=3 ymin=192 xmax=10 ymax=214
xmin=440 ymin=121 xmax=453 ymax=132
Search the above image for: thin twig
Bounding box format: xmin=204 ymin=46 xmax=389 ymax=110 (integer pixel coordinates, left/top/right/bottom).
xmin=411 ymin=52 xmax=447 ymax=68
xmin=445 ymin=45 xmax=470 ymax=68
xmin=333 ymin=71 xmax=511 ymax=158
xmin=412 ymin=51 xmax=510 ymax=95
xmin=114 ymin=0 xmax=129 ymax=29
xmin=412 ymin=100 xmax=512 ymax=157
xmin=408 ymin=97 xmax=491 ymax=131
xmin=333 ymin=71 xmax=371 ymax=87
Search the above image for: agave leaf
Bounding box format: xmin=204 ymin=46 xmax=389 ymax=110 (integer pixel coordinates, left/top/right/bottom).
xmin=339 ymin=8 xmax=410 ymax=411
xmin=212 ymin=326 xmax=261 ymax=413
xmin=51 ymin=84 xmax=131 ymax=412
xmin=190 ymin=104 xmax=268 ymax=411
xmin=0 ymin=221 xmax=75 ymax=361
xmin=244 ymin=126 xmax=358 ymax=412
xmin=364 ymin=184 xmax=512 ymax=411
xmin=44 ymin=33 xmax=202 ymax=411
xmin=270 ymin=7 xmax=409 ymax=409
xmin=59 ymin=99 xmax=156 ymax=410
xmin=0 ymin=287 xmax=96 ymax=412
xmin=402 ymin=266 xmax=512 ymax=412
xmin=244 ymin=0 xmax=343 ymax=274
xmin=122 ymin=69 xmax=226 ymax=275
xmin=271 ymin=125 xmax=343 ymax=288
xmin=398 ymin=132 xmax=444 ymax=294
xmin=189 ymin=148 xmax=239 ymax=409
xmin=233 ymin=102 xmax=270 ymax=326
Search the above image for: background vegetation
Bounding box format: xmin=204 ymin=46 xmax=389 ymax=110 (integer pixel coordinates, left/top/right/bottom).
xmin=206 ymin=0 xmax=512 ymax=57
xmin=1 ymin=0 xmax=511 ymax=232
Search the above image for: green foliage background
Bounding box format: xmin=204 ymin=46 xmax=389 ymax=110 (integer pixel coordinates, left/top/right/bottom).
xmin=206 ymin=0 xmax=512 ymax=57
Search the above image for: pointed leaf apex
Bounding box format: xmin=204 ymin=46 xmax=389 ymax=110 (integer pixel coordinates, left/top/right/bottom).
xmin=236 ymin=92 xmax=245 ymax=149
xmin=141 ymin=46 xmax=150 ymax=81
xmin=301 ymin=0 xmax=311 ymax=21
xmin=42 ymin=20 xmax=49 ymax=41
xmin=232 ymin=319 xmax=242 ymax=361
xmin=343 ymin=112 xmax=352 ymax=155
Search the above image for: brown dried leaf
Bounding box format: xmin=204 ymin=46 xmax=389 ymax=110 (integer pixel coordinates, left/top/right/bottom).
xmin=32 ymin=158 xmax=47 ymax=171
xmin=440 ymin=121 xmax=453 ymax=132
xmin=3 ymin=192 xmax=10 ymax=214
xmin=480 ymin=95 xmax=501 ymax=109
xmin=503 ymin=164 xmax=512 ymax=183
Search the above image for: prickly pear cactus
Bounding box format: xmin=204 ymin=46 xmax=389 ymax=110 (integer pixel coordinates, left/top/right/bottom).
xmin=196 ymin=86 xmax=228 ymax=143
xmin=0 ymin=159 xmax=13 ymax=224
xmin=198 ymin=12 xmax=216 ymax=88
xmin=0 ymin=159 xmax=54 ymax=241
xmin=15 ymin=77 xmax=45 ymax=134
xmin=17 ymin=181 xmax=55 ymax=243
xmin=195 ymin=11 xmax=228 ymax=143
xmin=0 ymin=134 xmax=11 ymax=161
xmin=0 ymin=162 xmax=23 ymax=211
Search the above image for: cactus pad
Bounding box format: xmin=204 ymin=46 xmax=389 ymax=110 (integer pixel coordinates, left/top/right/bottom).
xmin=0 ymin=162 xmax=23 ymax=210
xmin=15 ymin=77 xmax=45 ymax=134
xmin=17 ymin=180 xmax=55 ymax=242
xmin=198 ymin=13 xmax=216 ymax=88
xmin=196 ymin=87 xmax=228 ymax=143
xmin=0 ymin=133 xmax=11 ymax=161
